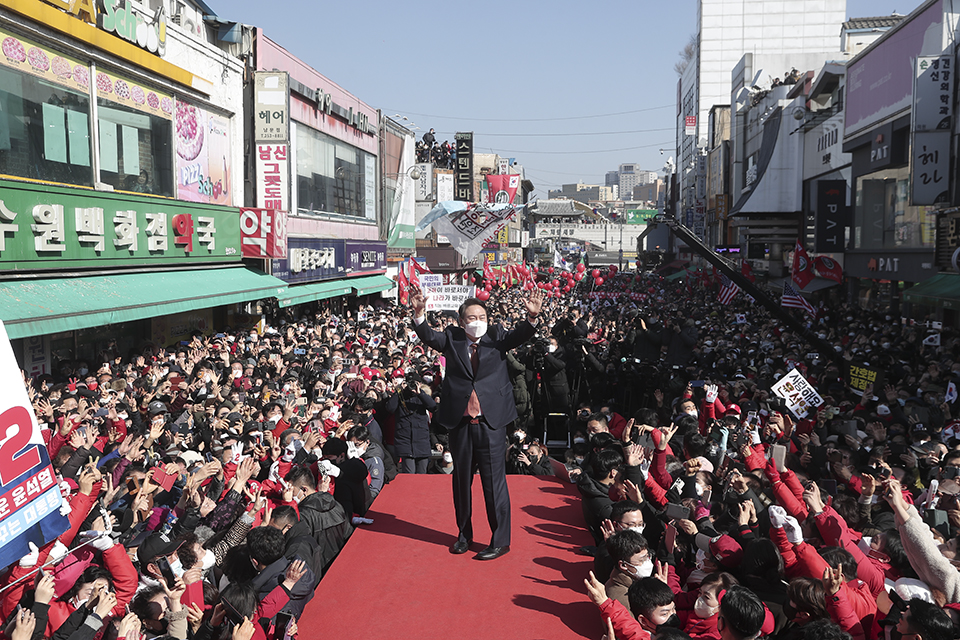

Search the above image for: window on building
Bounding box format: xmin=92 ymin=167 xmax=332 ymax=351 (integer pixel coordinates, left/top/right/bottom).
xmin=296 ymin=124 xmax=376 ymax=220
xmin=854 ymin=165 xmax=936 ymax=250
xmin=0 ymin=65 xmax=93 ymax=187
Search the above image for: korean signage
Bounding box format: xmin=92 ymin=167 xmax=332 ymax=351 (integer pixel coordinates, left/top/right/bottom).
xmin=936 ymin=210 xmax=960 ymax=271
xmin=715 ymin=195 xmax=730 ymax=220
xmin=625 ymin=209 xmax=657 ymax=224
xmin=0 ymin=180 xmax=240 ymax=271
xmin=685 ymin=116 xmax=696 ymax=136
xmin=454 ymin=132 xmax=474 ymax=202
xmin=912 ymin=132 xmax=950 ymax=205
xmin=847 ymin=363 xmax=885 ymax=395
xmin=21 ymin=335 xmax=50 ymax=380
xmin=913 ymin=55 xmax=953 ymax=132
xmin=771 ymin=367 xmax=824 ymax=419
xmin=423 ymin=285 xmax=476 ymax=312
xmin=254 ymin=72 xmax=289 ymax=142
xmin=0 ymin=320 xmax=68 ymax=571
xmin=240 ymin=208 xmax=287 ymax=259
xmin=814 ymin=180 xmax=848 ymax=253
xmin=436 ymin=172 xmax=454 ymax=202
xmin=176 ymin=100 xmax=232 ymax=205
xmin=271 ymin=237 xmax=345 ymax=284
xmin=256 ymin=144 xmax=289 ymax=213
xmin=414 ymin=163 xmax=434 ymax=202
xmin=344 ymin=241 xmax=386 ymax=273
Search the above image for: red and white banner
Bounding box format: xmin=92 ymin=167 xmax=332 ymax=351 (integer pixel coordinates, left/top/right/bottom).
xmin=485 ymin=174 xmax=521 ymax=205
xmin=791 ymin=241 xmax=815 ymax=289
xmin=813 ymin=256 xmax=843 ymax=284
xmin=240 ymin=208 xmax=287 ymax=258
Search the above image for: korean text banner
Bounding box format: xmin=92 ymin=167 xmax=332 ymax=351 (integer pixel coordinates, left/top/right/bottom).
xmin=0 ymin=179 xmax=241 ymax=271
xmin=271 ymin=237 xmax=345 ymax=284
xmin=344 ymin=241 xmax=386 ymax=274
xmin=0 ymin=321 xmax=68 ymax=571
xmin=424 ymin=202 xmax=523 ymax=262
xmin=423 ymin=285 xmax=476 ymax=312
xmin=771 ymin=368 xmax=825 ymax=419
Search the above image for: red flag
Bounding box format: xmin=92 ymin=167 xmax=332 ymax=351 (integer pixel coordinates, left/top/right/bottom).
xmin=408 ymin=260 xmax=421 ymax=289
xmin=483 ymin=255 xmax=494 ymax=282
xmin=814 ymin=256 xmax=843 ymax=284
xmin=741 ymin=261 xmax=756 ymax=283
xmin=411 ymin=260 xmax=432 ymax=276
xmin=397 ymin=268 xmax=409 ymax=306
xmin=485 ymin=174 xmax=521 ymax=204
xmin=791 ymin=241 xmax=815 ymax=289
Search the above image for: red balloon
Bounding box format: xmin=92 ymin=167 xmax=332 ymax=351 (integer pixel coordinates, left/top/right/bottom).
xmin=575 ymin=273 xmax=584 ymax=281
xmin=484 ymin=283 xmax=492 ymax=291
xmin=551 ymin=279 xmax=559 ymax=287
xmin=591 ymin=269 xmax=601 ymax=279
xmin=532 ymin=266 xmax=538 ymax=272
xmin=595 ymin=277 xmax=604 ymax=286
xmin=576 ymin=263 xmax=585 ymax=273
xmin=477 ymin=290 xmax=490 ymax=301
xmin=609 ymin=265 xmax=618 ymax=274
xmin=548 ymin=267 xmax=555 ymax=274
xmin=563 ymin=285 xmax=571 ymax=292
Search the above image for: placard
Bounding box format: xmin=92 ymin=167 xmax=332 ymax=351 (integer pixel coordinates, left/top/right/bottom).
xmin=423 ymin=285 xmax=476 ymax=311
xmin=771 ymin=368 xmax=824 ymax=419
xmin=0 ymin=320 xmax=68 ymax=571
xmin=847 ymin=363 xmax=885 ymax=396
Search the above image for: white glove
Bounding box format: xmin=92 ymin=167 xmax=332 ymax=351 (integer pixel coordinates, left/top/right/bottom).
xmin=19 ymin=542 xmax=39 ymax=567
xmin=49 ymin=540 xmax=69 ymax=564
xmin=704 ymin=384 xmax=718 ymax=404
xmin=318 ymin=460 xmax=341 ymax=478
xmin=768 ymin=505 xmax=787 ymax=528
xmin=59 ymin=500 xmax=72 ymax=517
xmin=79 ymin=530 xmax=114 ymax=551
xmin=782 ymin=515 xmax=803 ymax=544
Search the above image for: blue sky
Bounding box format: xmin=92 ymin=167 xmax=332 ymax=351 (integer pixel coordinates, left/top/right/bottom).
xmin=222 ymin=0 xmax=915 ymax=197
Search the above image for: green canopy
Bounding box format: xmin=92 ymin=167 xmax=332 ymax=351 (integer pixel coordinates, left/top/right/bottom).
xmin=903 ymin=273 xmax=960 ymax=310
xmin=278 ymin=281 xmax=353 ymax=308
xmin=349 ymin=275 xmax=395 ymax=296
xmin=0 ymin=267 xmax=288 ymax=339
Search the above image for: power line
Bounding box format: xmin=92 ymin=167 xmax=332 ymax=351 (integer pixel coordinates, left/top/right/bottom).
xmin=481 ymin=141 xmax=674 ymax=155
xmin=428 ymin=127 xmax=674 ymax=138
xmin=385 ymin=104 xmax=674 ymax=123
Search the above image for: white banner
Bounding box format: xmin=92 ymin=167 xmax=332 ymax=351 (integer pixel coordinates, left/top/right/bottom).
xmin=423 ymin=285 xmax=476 ymax=311
xmin=771 ymin=367 xmax=824 ymax=419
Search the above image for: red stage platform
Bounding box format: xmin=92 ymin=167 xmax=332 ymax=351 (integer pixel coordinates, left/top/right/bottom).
xmin=300 ymin=474 xmax=599 ymax=639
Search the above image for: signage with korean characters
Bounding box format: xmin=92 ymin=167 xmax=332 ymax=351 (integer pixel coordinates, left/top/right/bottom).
xmin=239 ymin=208 xmax=287 ymax=259
xmin=423 ymin=285 xmax=476 ymax=312
xmin=912 ymin=131 xmax=950 ymax=206
xmin=0 ymin=180 xmax=240 ymax=271
xmin=271 ymin=237 xmax=345 ymax=284
xmin=846 ymin=363 xmax=885 ymax=396
xmin=254 ymin=72 xmax=289 ymax=142
xmin=454 ymin=132 xmax=474 ymax=202
xmin=771 ymin=368 xmax=824 ymax=419
xmin=685 ymin=116 xmax=696 ymax=136
xmin=256 ymin=144 xmax=289 ymax=213
xmin=344 ymin=241 xmax=386 ymax=273
xmin=914 ymin=55 xmax=953 ymax=132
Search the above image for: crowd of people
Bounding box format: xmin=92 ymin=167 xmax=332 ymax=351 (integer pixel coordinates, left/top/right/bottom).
xmin=5 ymin=262 xmax=959 ymax=640
xmin=416 ymin=128 xmax=454 ymax=169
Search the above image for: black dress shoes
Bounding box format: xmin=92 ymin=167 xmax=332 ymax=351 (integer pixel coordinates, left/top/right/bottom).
xmin=475 ymin=545 xmax=510 ymax=561
xmin=450 ymin=539 xmax=472 ymax=554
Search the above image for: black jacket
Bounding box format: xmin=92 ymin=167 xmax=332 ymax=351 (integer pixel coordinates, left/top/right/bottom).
xmin=286 ymin=490 xmax=352 ymax=574
xmin=385 ymin=388 xmax=436 ymax=458
xmin=630 ymin=320 xmax=663 ymax=362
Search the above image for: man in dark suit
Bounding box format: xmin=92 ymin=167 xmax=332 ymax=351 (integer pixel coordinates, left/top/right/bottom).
xmin=410 ymin=288 xmax=544 ymax=560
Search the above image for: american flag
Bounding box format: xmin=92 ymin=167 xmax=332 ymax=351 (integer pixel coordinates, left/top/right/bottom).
xmin=717 ymin=275 xmax=740 ymax=305
xmin=782 ymin=282 xmax=816 ymax=316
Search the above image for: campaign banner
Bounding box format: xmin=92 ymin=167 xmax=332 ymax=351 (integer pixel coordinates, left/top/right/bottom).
xmin=771 ymin=368 xmax=824 ymax=419
xmin=0 ymin=321 xmax=69 ymax=570
xmin=423 ymin=285 xmax=476 ymax=312
xmin=485 ymin=174 xmax=520 ymax=205
xmin=847 ymin=363 xmax=885 ymax=396
xmin=240 ymin=208 xmax=287 ymax=259
xmin=419 ymin=274 xmax=443 ymax=288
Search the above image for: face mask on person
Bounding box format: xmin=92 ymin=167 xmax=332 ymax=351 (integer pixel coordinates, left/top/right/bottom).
xmin=573 ymin=437 xmax=586 ymax=445
xmin=694 ymin=596 xmax=717 ymax=619
xmin=201 ymin=550 xmax=216 ymax=571
xmin=625 ymin=559 xmax=654 ymax=579
xmin=423 ymin=375 xmax=434 ymax=384
xmin=547 ymin=344 xmax=557 ymax=353
xmin=685 ymin=409 xmax=699 ymax=419
xmin=169 ymin=556 xmax=184 ymax=578
xmin=464 ymin=321 xmax=488 ymax=339
xmin=77 ymin=367 xmax=89 ymax=376
xmin=625 ymin=524 xmax=645 ymax=535
xmin=661 ymin=614 xmax=682 ymax=628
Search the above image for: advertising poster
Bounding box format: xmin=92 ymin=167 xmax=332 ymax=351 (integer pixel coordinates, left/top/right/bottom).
xmin=176 ymin=100 xmax=232 ymax=206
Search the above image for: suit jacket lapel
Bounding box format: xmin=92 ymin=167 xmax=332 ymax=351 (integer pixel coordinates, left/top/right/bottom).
xmin=451 ymin=329 xmax=473 ymax=378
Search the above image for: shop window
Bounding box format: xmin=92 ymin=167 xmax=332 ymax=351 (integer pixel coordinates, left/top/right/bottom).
xmin=0 ymin=65 xmax=93 ymax=187
xmin=854 ymin=165 xmax=936 ymax=250
xmin=296 ymin=124 xmax=376 ymax=220
xmin=96 ymin=74 xmax=173 ymax=196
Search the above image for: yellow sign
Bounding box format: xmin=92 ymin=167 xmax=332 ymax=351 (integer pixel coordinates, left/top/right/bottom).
xmin=95 ymin=67 xmax=173 ymax=120
xmin=0 ymin=26 xmax=88 ymax=94
xmin=39 ymin=0 xmax=96 ymax=24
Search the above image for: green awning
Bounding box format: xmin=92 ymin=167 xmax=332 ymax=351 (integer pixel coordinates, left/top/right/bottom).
xmin=278 ymin=281 xmax=353 ymax=308
xmin=0 ymin=267 xmax=288 ymax=340
xmin=903 ymin=273 xmax=960 ymax=310
xmin=350 ymin=275 xmax=394 ymax=296
xmin=665 ymin=268 xmax=699 ymax=281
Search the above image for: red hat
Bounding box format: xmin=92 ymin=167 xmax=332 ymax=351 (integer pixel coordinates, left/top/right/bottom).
xmin=709 ymin=535 xmax=743 ymax=569
xmin=724 ymin=404 xmax=742 ymax=417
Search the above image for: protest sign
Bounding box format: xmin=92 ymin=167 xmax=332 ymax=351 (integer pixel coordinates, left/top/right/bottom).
xmin=0 ymin=321 xmax=69 ymax=570
xmin=424 ymin=285 xmax=476 ymax=312
xmin=419 ymin=274 xmax=443 ymax=288
xmin=771 ymin=367 xmax=825 ymax=419
xmin=846 ymin=363 xmax=885 ymax=396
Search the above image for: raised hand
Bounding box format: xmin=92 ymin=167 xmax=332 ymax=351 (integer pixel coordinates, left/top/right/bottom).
xmin=822 ymin=565 xmax=844 ymax=595
xmin=283 ymin=559 xmax=307 ymax=589
xmin=584 ymin=571 xmax=609 ymax=606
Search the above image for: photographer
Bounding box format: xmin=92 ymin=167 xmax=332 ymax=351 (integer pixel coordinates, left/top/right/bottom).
xmin=506 ymin=436 xmax=554 ymax=476
xmin=535 ymin=336 xmax=571 ymax=419
xmin=626 ymin=309 xmax=663 ymax=364
xmin=383 ymin=374 xmax=437 ymax=474
xmin=663 ymin=317 xmax=698 ymax=368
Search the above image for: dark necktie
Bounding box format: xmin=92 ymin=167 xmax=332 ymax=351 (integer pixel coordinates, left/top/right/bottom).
xmin=467 ymin=343 xmax=480 ymax=417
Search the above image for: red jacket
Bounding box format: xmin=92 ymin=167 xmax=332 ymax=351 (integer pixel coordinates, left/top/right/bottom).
xmin=598 ymin=598 xmax=652 ymax=640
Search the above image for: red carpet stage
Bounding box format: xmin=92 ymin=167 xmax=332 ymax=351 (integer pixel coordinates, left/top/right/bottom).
xmin=301 ymin=474 xmax=600 ymax=639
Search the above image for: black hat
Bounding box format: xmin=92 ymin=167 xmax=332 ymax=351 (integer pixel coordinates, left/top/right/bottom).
xmin=147 ymin=401 xmax=168 ymax=416
xmin=136 ymin=530 xmax=182 ymax=565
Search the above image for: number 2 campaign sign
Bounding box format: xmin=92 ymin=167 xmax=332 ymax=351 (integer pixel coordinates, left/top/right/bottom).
xmin=0 ymin=321 xmax=68 ymax=570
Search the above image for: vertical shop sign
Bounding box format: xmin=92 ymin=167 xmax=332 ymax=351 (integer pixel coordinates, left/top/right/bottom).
xmin=815 ymin=180 xmax=848 ymax=252
xmin=240 ymin=208 xmax=287 ymax=259
xmin=454 ymin=132 xmax=474 ymax=202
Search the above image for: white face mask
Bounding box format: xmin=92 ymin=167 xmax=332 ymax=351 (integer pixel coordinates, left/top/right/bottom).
xmin=686 ymin=409 xmax=699 ymax=419
xmin=170 ymin=556 xmax=184 ymax=578
xmin=201 ymin=549 xmax=216 ymax=571
xmin=547 ymin=344 xmax=557 ymax=353
xmin=626 ymin=525 xmax=645 ymax=535
xmin=464 ymin=321 xmax=488 ymax=339
xmin=694 ymin=596 xmax=717 ymax=619
xmin=632 ymin=559 xmax=654 ymax=579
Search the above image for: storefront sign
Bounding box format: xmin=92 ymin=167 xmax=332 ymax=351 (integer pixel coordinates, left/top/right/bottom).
xmin=814 ymin=180 xmax=848 ymax=253
xmin=0 ymin=180 xmax=240 ymax=271
xmin=240 ymin=208 xmax=287 ymax=259
xmin=771 ymin=367 xmax=824 ymax=419
xmin=913 ymin=55 xmax=953 ymax=131
xmin=803 ymin=113 xmax=849 ymax=178
xmin=912 ymin=131 xmax=950 ymax=205
xmin=255 ymin=144 xmax=289 ymax=213
xmin=100 ymin=0 xmax=167 ymax=57
xmin=254 ymin=72 xmax=289 ymax=142
xmin=311 ymin=87 xmax=370 ymax=134
xmin=847 ymin=251 xmax=937 ymax=282
xmin=176 ymin=100 xmax=231 ymax=205
xmin=685 ymin=116 xmax=696 ymax=136
xmin=96 ymin=67 xmax=172 ymax=120
xmin=22 ymin=335 xmax=50 ymax=381
xmin=715 ymin=195 xmax=730 ymax=221
xmin=414 ymin=163 xmax=433 ymax=202
xmin=345 ymin=241 xmax=386 ymax=273
xmin=869 ymin=123 xmax=893 ymax=170
xmin=0 ymin=320 xmax=68 ymax=572
xmin=271 ymin=237 xmax=345 ymax=284
xmin=436 ymin=172 xmax=454 ymax=202
xmin=40 ymin=0 xmax=96 ymax=24
xmin=454 ymin=132 xmax=474 ymax=202
xmin=0 ymin=27 xmax=88 ymax=96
